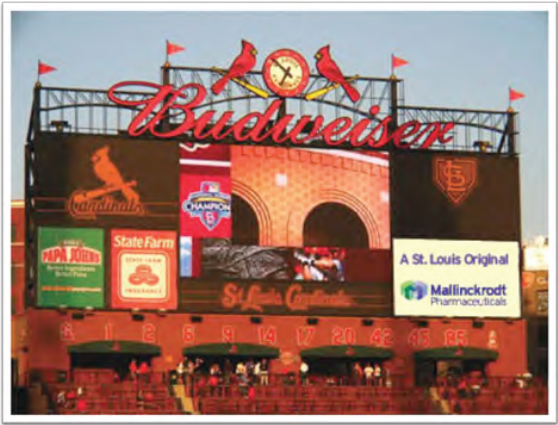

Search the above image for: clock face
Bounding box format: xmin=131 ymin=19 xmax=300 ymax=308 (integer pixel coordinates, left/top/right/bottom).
xmin=263 ymin=49 xmax=310 ymax=97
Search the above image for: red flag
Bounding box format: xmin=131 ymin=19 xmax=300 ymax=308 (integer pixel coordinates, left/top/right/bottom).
xmin=509 ymin=88 xmax=525 ymax=102
xmin=38 ymin=61 xmax=56 ymax=75
xmin=167 ymin=41 xmax=185 ymax=56
xmin=392 ymin=55 xmax=409 ymax=69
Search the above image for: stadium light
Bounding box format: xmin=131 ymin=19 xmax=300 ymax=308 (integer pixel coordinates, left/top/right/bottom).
xmin=472 ymin=318 xmax=484 ymax=329
xmin=361 ymin=319 xmax=374 ymax=327
xmin=131 ymin=308 xmax=144 ymax=321
xmin=473 ymin=141 xmax=492 ymax=153
xmin=49 ymin=120 xmax=70 ymax=133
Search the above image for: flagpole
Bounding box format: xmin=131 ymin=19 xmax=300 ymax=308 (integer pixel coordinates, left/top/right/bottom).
xmin=391 ymin=54 xmax=394 ymax=77
xmin=37 ymin=60 xmax=40 ymax=85
xmin=508 ymin=86 xmax=511 ymax=109
xmin=165 ymin=39 xmax=169 ymax=65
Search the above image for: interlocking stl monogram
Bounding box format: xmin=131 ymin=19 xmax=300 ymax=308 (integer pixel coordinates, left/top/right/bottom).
xmin=433 ymin=157 xmax=478 ymax=205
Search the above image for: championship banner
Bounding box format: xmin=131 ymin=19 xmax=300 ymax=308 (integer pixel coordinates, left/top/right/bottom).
xmin=37 ymin=227 xmax=105 ymax=308
xmin=180 ymin=174 xmax=232 ymax=238
xmin=33 ymin=134 xmax=179 ymax=229
xmin=178 ymin=279 xmax=393 ymax=316
xmin=393 ymin=239 xmax=521 ymax=318
xmin=111 ymin=229 xmax=178 ymax=310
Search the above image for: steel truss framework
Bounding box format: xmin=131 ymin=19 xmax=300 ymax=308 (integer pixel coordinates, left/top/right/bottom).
xmin=23 ymin=66 xmax=519 ymax=305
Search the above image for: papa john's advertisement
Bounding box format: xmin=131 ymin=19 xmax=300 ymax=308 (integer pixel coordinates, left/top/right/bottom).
xmin=393 ymin=239 xmax=520 ymax=318
xmin=111 ymin=229 xmax=177 ymax=310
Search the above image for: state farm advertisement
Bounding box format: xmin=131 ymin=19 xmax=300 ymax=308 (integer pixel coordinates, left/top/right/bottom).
xmin=393 ymin=239 xmax=520 ymax=318
xmin=111 ymin=229 xmax=177 ymax=310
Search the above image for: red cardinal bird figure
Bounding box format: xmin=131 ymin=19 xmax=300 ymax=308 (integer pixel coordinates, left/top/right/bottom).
xmin=315 ymin=45 xmax=360 ymax=103
xmin=91 ymin=146 xmax=140 ymax=203
xmin=212 ymin=40 xmax=258 ymax=95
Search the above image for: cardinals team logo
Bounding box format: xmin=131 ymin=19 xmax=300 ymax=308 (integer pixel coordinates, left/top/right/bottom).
xmin=182 ymin=181 xmax=231 ymax=231
xmin=67 ymin=145 xmax=145 ymax=219
xmin=433 ymin=157 xmax=478 ymax=205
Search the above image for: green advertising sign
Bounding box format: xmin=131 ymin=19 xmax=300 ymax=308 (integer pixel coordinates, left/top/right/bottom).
xmin=38 ymin=227 xmax=105 ymax=308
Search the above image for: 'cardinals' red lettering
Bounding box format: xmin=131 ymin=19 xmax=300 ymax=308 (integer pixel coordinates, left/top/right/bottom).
xmin=108 ymin=81 xmax=454 ymax=150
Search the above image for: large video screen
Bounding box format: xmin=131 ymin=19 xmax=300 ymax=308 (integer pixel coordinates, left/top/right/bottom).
xmin=390 ymin=151 xmax=520 ymax=241
xmin=34 ymin=134 xmax=179 ymax=230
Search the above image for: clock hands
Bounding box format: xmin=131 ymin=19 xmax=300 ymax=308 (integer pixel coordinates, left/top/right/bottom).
xmin=272 ymin=58 xmax=293 ymax=81
xmin=280 ymin=67 xmax=292 ymax=86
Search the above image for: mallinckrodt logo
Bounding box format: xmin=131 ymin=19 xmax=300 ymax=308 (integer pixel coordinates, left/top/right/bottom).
xmin=401 ymin=281 xmax=428 ymax=301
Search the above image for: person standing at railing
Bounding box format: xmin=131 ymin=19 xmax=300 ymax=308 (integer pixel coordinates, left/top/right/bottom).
xmin=364 ymin=363 xmax=374 ymax=386
xmin=259 ymin=359 xmax=269 ymax=386
xmin=373 ymin=364 xmax=382 ymax=387
xmin=176 ymin=358 xmax=186 ymax=385
xmin=300 ymin=361 xmax=309 ymax=386
xmin=138 ymin=361 xmax=150 ymax=384
xmin=352 ymin=362 xmax=363 ymax=386
xmin=129 ymin=359 xmax=138 ymax=382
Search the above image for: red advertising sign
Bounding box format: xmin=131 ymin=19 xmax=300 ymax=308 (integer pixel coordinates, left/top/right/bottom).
xmin=111 ymin=229 xmax=177 ymax=310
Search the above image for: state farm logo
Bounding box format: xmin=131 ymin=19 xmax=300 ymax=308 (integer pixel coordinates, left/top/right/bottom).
xmin=118 ymin=252 xmax=169 ymax=300
xmin=433 ymin=157 xmax=478 ymax=205
xmin=41 ymin=240 xmax=101 ymax=265
xmin=182 ymin=181 xmax=231 ymax=231
xmin=128 ymin=264 xmax=159 ymax=286
xmin=67 ymin=145 xmax=145 ymax=219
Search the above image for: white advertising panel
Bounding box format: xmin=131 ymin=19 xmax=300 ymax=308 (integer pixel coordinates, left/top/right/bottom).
xmin=393 ymin=239 xmax=520 ymax=318
xmin=523 ymin=246 xmax=549 ymax=271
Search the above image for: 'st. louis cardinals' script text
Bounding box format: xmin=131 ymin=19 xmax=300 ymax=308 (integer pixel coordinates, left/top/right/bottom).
xmin=108 ymin=81 xmax=455 ymax=150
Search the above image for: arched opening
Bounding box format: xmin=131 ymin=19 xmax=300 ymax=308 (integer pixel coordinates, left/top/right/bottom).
xmin=303 ymin=202 xmax=368 ymax=248
xmin=232 ymin=194 xmax=259 ymax=245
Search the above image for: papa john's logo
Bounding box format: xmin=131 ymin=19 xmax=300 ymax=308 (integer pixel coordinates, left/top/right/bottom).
xmin=433 ymin=157 xmax=478 ymax=205
xmin=182 ymin=182 xmax=231 ymax=231
xmin=401 ymin=281 xmax=428 ymax=301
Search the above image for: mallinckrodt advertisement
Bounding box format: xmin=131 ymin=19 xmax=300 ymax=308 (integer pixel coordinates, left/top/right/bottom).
xmin=37 ymin=227 xmax=105 ymax=308
xmin=393 ymin=239 xmax=520 ymax=318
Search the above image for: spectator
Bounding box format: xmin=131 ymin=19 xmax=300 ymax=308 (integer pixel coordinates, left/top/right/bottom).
xmin=457 ymin=377 xmax=469 ymax=398
xmin=364 ymin=363 xmax=374 ymax=386
xmin=66 ymin=388 xmax=76 ymax=409
xmin=352 ymin=362 xmax=363 ymax=385
xmin=300 ymin=361 xmax=309 ymax=386
xmin=223 ymin=358 xmax=233 ymax=385
xmin=260 ymin=359 xmax=269 ymax=386
xmin=76 ymin=386 xmax=84 ymax=397
xmin=246 ymin=358 xmax=255 ymax=379
xmin=56 ymin=390 xmax=66 ymax=408
xmin=254 ymin=361 xmax=261 ymax=385
xmin=373 ymin=364 xmax=382 ymax=387
xmin=176 ymin=358 xmax=186 ymax=384
xmin=129 ymin=359 xmax=138 ymax=382
xmin=138 ymin=361 xmax=150 ymax=383
xmin=236 ymin=361 xmax=246 ymax=378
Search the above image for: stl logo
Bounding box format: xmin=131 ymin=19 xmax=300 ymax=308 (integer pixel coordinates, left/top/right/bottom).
xmin=401 ymin=281 xmax=428 ymax=301
xmin=183 ymin=181 xmax=231 ymax=231
xmin=433 ymin=157 xmax=478 ymax=205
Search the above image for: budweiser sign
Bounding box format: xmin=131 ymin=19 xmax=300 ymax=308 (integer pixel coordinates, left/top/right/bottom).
xmin=108 ymin=81 xmax=455 ymax=150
